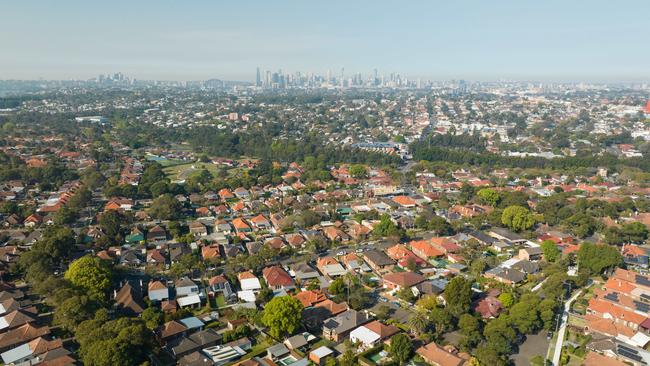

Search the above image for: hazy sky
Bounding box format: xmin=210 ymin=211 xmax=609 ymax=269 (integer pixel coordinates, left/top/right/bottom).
xmin=2 ymin=0 xmax=649 ymax=82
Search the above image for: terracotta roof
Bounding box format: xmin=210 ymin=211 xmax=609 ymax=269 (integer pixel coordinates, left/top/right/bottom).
xmin=410 ymin=240 xmax=444 ymax=258
xmin=583 ymin=351 xmax=627 ymax=366
xmin=383 ymin=271 xmax=425 ymax=288
xmin=363 ymin=320 xmax=399 ymax=339
xmin=392 ymin=195 xmax=417 ymax=206
xmin=238 ymin=271 xmax=257 ymax=280
xmin=148 ymin=280 xmax=167 ymax=292
xmin=294 ymin=290 xmax=327 ymax=307
xmin=232 ymin=218 xmax=251 ymax=231
xmin=262 ymin=266 xmax=294 ymax=287
xmin=314 ymin=299 xmax=348 ymax=315
xmin=416 ymin=342 xmax=466 ymax=366
xmin=159 ymin=320 xmax=187 ymax=339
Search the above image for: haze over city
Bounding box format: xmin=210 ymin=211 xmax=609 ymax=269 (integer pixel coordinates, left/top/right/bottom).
xmin=2 ymin=0 xmax=650 ymax=82
xmin=2 ymin=2 xmax=650 ymax=366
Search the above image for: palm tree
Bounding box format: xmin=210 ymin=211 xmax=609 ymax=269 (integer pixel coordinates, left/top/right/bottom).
xmin=407 ymin=310 xmax=430 ymax=336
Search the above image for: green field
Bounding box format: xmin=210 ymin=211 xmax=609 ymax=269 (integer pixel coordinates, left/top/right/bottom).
xmin=163 ymin=162 xmax=221 ymax=181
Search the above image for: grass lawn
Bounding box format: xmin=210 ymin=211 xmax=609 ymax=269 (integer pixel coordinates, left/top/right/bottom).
xmin=163 ymin=162 xmax=221 ymax=180
xmin=215 ymin=294 xmax=227 ymax=308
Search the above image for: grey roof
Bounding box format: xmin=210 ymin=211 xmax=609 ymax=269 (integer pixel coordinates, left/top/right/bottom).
xmin=171 ymin=337 xmax=200 ymax=356
xmin=267 ymin=343 xmax=290 ymax=358
xmin=469 ymin=230 xmax=497 ymax=244
xmin=175 ymin=277 xmax=197 ymax=288
xmin=188 ymin=329 xmax=222 ymax=346
xmin=323 ymin=309 xmax=369 ymax=334
xmin=490 ymin=227 xmax=524 ymax=242
xmin=364 ymin=250 xmax=395 ymax=267
xmin=285 ymin=334 xmax=308 ymax=349
xmin=511 ymin=260 xmax=539 ymax=274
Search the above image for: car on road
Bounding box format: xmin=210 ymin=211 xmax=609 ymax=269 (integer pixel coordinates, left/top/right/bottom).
xmin=546 ymin=332 xmax=552 ymax=340
xmin=336 ymin=251 xmax=345 ymax=256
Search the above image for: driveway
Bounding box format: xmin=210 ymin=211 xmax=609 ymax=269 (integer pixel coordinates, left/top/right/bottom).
xmin=510 ymin=331 xmax=550 ymax=366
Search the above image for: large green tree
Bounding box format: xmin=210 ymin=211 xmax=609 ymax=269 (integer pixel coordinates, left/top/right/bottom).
xmin=389 ymin=333 xmax=413 ymax=365
xmin=541 ymin=239 xmax=560 ymax=262
xmin=443 ymin=277 xmax=473 ymax=317
xmin=76 ymin=312 xmax=154 ymax=366
xmin=261 ymin=296 xmax=303 ymax=339
xmin=64 ymin=256 xmax=112 ymax=300
xmin=501 ymin=205 xmax=535 ymax=232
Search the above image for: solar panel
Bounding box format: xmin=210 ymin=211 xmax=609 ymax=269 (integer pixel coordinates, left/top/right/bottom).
xmin=618 ymin=349 xmax=644 ymax=363
xmin=618 ymin=344 xmax=637 ymax=353
xmin=636 ymin=275 xmax=650 ymax=287
xmin=604 ymin=293 xmax=619 ymax=302
xmin=634 ymin=300 xmax=650 ymax=313
xmin=642 ymin=293 xmax=650 ymax=301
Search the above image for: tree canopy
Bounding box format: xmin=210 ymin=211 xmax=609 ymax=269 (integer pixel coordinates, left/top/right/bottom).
xmin=261 ymin=296 xmax=303 ymax=339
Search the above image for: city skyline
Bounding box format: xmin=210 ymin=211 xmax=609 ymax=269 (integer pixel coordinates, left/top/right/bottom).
xmin=2 ymin=0 xmax=650 ymax=82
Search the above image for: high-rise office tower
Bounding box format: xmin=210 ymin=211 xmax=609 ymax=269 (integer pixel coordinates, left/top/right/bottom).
xmin=256 ymin=67 xmax=261 ymax=87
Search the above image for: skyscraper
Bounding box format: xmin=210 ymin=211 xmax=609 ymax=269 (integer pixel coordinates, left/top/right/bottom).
xmin=256 ymin=67 xmax=261 ymax=87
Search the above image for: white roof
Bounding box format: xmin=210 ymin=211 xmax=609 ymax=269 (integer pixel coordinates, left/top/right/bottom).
xmin=1 ymin=343 xmax=32 ymax=364
xmin=323 ymin=264 xmax=347 ymax=277
xmin=631 ymin=332 xmax=650 ymax=348
xmin=311 ymin=346 xmax=334 ymax=358
xmin=501 ymin=258 xmax=521 ymax=269
xmin=177 ymin=294 xmax=201 ymax=307
xmin=0 ymin=317 xmax=8 ymax=330
xmin=350 ymin=326 xmax=380 ymax=346
xmin=237 ymin=290 xmax=257 ymax=303
xmin=240 ymin=278 xmax=262 ymax=291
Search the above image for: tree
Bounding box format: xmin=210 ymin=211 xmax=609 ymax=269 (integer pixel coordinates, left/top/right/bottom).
xmin=429 ymin=307 xmax=453 ymax=338
xmin=64 ymin=256 xmax=112 ymax=301
xmin=620 ymin=222 xmax=649 ymax=243
xmin=349 ymin=164 xmax=368 ymax=179
xmin=577 ymin=243 xmax=622 ymax=275
xmin=373 ymin=214 xmax=401 ymax=238
xmin=53 ymin=295 xmax=98 ymax=332
xmin=141 ymin=307 xmax=163 ymax=330
xmin=328 ymin=278 xmax=345 ymax=296
xmin=476 ymin=188 xmax=500 ymax=207
xmin=501 ymin=205 xmax=535 ymax=232
xmin=475 ymin=345 xmax=507 ymax=366
xmin=389 ymin=333 xmax=413 ymax=365
xmin=99 ymin=209 xmax=122 ymax=239
xmin=483 ymin=315 xmax=516 ymax=355
xmin=76 ymin=314 xmax=154 ymax=366
xmin=407 ymin=310 xmax=431 ymax=336
xmin=397 ymin=287 xmax=416 ymax=303
xmin=562 ymin=212 xmax=598 ymax=238
xmin=541 ymin=240 xmax=560 ymax=262
xmin=444 ymin=277 xmax=473 ymax=317
xmin=34 ymin=226 xmax=76 ymax=262
xmin=497 ymin=292 xmax=514 ymax=308
xmin=427 ymin=216 xmax=455 ymax=236
xmin=148 ymin=194 xmax=182 ymax=220
xmin=509 ymin=295 xmax=540 ymax=334
xmin=458 ymin=314 xmax=482 ymax=350
xmin=261 ymin=296 xmax=303 ymax=339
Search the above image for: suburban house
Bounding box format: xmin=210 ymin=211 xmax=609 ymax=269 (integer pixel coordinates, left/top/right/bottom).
xmin=363 ymin=250 xmax=395 ymax=273
xmin=175 ymin=277 xmax=200 ymax=297
xmin=416 ymin=341 xmax=468 ymax=366
xmin=262 ymin=266 xmax=295 ymax=291
xmin=349 ymin=320 xmax=399 ymax=349
xmin=148 ymin=280 xmax=170 ymax=302
xmin=382 ymin=271 xmax=426 ymax=291
xmin=322 ymin=309 xmax=370 ymax=342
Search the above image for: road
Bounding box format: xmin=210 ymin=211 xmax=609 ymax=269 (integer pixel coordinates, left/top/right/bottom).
xmin=551 ymin=290 xmax=582 ymax=366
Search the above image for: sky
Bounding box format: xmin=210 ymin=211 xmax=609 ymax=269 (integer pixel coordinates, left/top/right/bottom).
xmin=2 ymin=0 xmax=649 ymax=82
